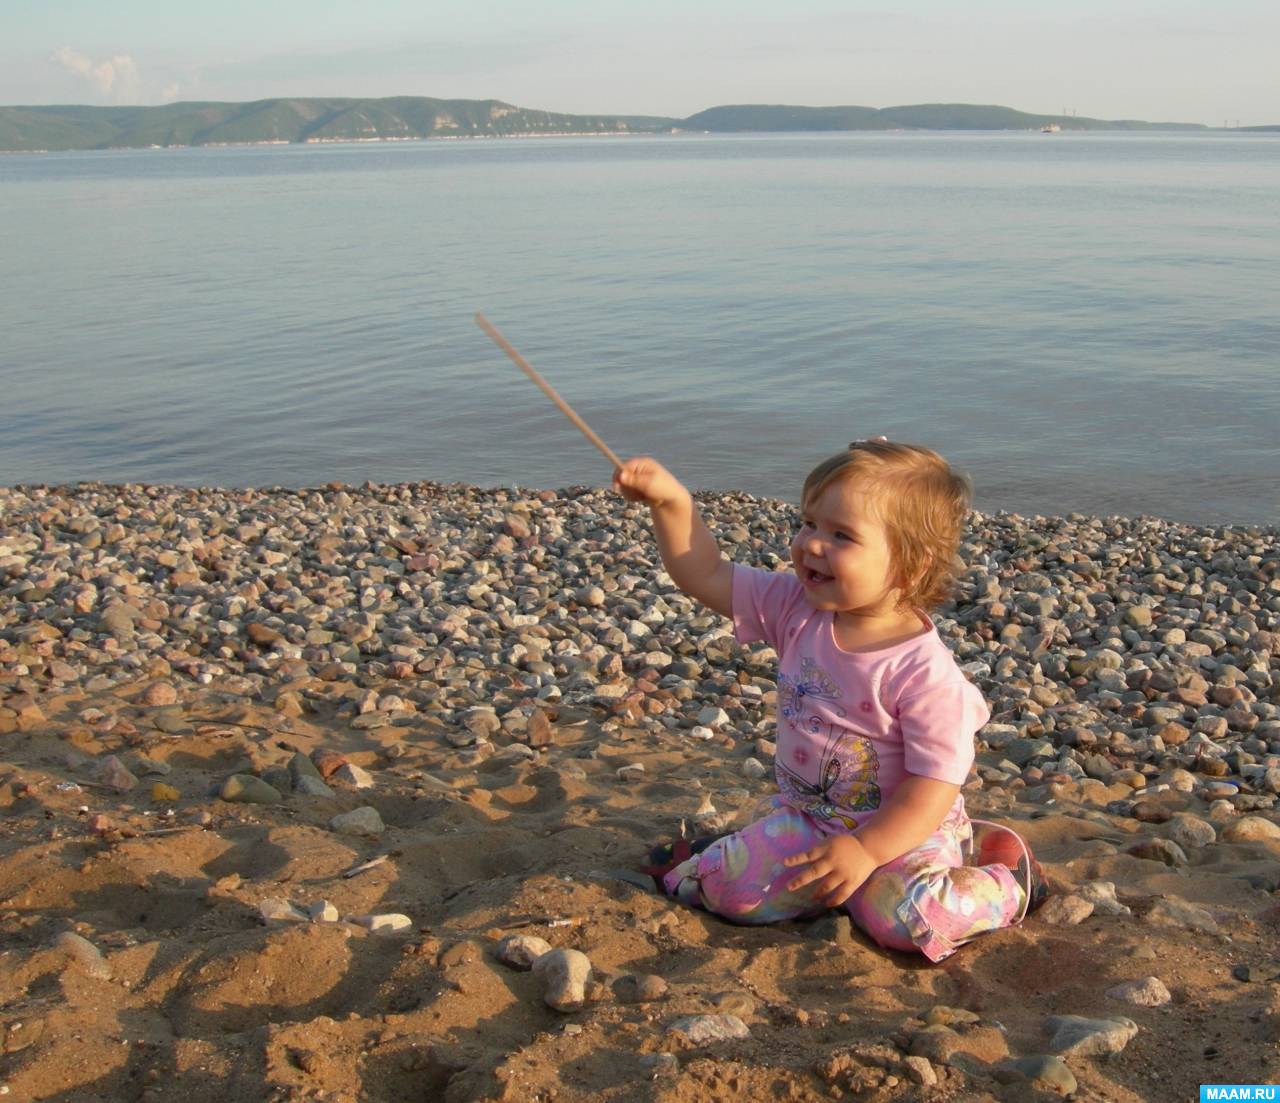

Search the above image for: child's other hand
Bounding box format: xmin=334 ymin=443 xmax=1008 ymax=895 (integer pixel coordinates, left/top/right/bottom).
xmin=782 ymin=835 xmax=877 ymax=908
xmin=613 ymin=457 xmax=688 ymax=508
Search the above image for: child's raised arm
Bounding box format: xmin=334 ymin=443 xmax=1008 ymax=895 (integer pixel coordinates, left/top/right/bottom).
xmin=614 ymin=457 xmax=734 ymax=619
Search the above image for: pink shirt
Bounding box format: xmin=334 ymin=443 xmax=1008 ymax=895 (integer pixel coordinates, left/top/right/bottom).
xmin=733 ymin=564 xmax=988 ymax=831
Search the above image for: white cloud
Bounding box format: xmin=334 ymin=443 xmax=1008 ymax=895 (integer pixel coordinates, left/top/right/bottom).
xmin=51 ymin=46 xmax=142 ymax=102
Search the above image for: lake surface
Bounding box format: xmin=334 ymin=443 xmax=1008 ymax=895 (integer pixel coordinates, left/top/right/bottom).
xmin=2 ymin=131 xmax=1277 ymax=523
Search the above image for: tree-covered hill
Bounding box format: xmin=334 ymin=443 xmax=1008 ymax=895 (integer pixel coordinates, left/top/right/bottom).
xmin=683 ymin=102 xmax=1208 ymax=132
xmin=0 ymin=96 xmax=676 ymax=152
xmin=0 ymin=96 xmax=1217 ymax=152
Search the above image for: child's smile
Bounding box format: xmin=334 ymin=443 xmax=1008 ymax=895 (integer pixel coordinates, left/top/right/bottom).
xmin=790 ymin=480 xmax=920 ymax=639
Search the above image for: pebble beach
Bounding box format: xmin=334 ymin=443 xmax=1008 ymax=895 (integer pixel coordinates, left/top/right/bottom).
xmin=1 ymin=479 xmax=1278 ymax=1102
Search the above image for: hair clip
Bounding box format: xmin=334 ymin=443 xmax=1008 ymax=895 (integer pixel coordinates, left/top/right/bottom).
xmin=849 ymin=436 xmax=889 ymax=447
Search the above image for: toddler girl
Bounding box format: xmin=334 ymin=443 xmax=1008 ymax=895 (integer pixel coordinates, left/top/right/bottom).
xmin=614 ymin=439 xmax=1046 ymax=962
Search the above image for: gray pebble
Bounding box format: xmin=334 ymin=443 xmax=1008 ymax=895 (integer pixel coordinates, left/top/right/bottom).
xmin=495 ymin=934 xmax=552 ymax=970
xmin=995 ymin=1055 xmax=1077 ymax=1094
xmin=93 ymin=755 xmax=137 ymax=792
xmin=259 ymin=897 xmax=308 ymax=922
xmin=350 ymin=913 xmax=412 ymax=933
xmin=667 ymin=1013 xmax=750 ymax=1044
xmin=1045 ymin=1014 xmax=1139 ymax=1056
xmin=1037 ymin=893 xmax=1094 ymax=925
xmin=329 ymin=806 xmax=385 ymax=837
xmin=1145 ymin=896 xmax=1219 ymax=934
xmin=902 ymin=1055 xmax=937 ymax=1087
xmin=1167 ymin=813 xmax=1216 ymax=849
xmin=1077 ymin=881 xmax=1131 ymax=916
xmin=1105 ymin=976 xmax=1172 ymax=1007
xmin=294 ymin=774 xmax=335 ymax=798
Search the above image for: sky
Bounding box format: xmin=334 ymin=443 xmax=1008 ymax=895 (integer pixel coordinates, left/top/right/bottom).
xmin=4 ymin=0 xmax=1278 ymax=126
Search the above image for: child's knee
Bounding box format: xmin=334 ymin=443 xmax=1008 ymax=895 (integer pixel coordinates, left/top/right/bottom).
xmin=695 ymin=848 xmax=815 ymax=924
xmin=686 ymin=838 xmax=773 ymax=920
xmin=702 ymin=887 xmax=778 ymax=925
xmin=845 ymin=868 xmax=918 ymax=951
xmin=852 ymin=866 xmax=910 ymax=918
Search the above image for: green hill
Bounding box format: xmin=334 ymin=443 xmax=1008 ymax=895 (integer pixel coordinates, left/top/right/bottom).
xmin=683 ymin=102 xmax=1207 ymax=132
xmin=0 ymin=96 xmax=677 ymax=152
xmin=681 ymin=104 xmax=883 ymax=131
xmin=0 ymin=96 xmax=1211 ymax=152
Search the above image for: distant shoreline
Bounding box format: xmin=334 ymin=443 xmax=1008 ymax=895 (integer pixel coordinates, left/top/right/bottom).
xmin=4 ymin=126 xmax=1273 ymax=157
xmin=4 ymin=95 xmax=1258 ymax=154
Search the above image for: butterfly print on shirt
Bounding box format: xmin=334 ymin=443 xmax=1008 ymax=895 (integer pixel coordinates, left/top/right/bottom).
xmin=776 ymin=715 xmax=882 ymax=828
xmin=779 ymin=658 xmax=847 ymax=723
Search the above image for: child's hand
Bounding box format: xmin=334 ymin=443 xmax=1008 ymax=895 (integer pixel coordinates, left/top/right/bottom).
xmin=782 ymin=835 xmax=878 ymax=908
xmin=613 ymin=456 xmax=689 ymax=508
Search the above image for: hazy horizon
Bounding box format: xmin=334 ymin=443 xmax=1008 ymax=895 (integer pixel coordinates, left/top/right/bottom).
xmin=3 ymin=0 xmax=1277 ymax=129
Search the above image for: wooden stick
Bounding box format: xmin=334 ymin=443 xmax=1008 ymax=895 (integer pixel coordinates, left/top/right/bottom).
xmin=474 ymin=312 xmax=623 ymax=470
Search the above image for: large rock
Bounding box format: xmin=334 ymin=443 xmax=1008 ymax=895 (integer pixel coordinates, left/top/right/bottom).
xmin=696 ymin=706 xmax=731 ymax=730
xmin=333 ymin=763 xmax=375 ymax=789
xmin=527 ymin=708 xmax=557 ymax=747
xmin=98 ymin=605 xmax=137 ymax=638
xmin=462 ymin=707 xmax=501 ymax=737
xmin=1077 ymin=881 xmax=1131 ymax=915
xmin=1038 ymin=894 xmax=1094 ymax=925
xmin=1045 ymin=1015 xmax=1138 ymax=1056
xmin=1106 ymin=976 xmax=1172 ymax=1007
xmin=1221 ymin=817 xmax=1280 ymax=843
xmin=995 ymin=1056 xmax=1077 ymax=1095
xmin=533 ymin=948 xmax=592 ymax=1011
xmin=294 ymin=775 xmax=335 ymax=798
xmin=1146 ymin=897 xmax=1220 ymax=934
xmin=1005 ymin=737 xmax=1055 ymax=765
xmin=259 ymin=898 xmax=308 ymax=922
xmin=1127 ymin=838 xmax=1188 ymax=868
xmin=142 ymin=681 xmax=178 ymax=707
xmin=220 ymin=774 xmax=282 ymax=804
xmin=93 ymin=755 xmax=138 ymax=792
xmin=329 ymin=806 xmax=385 ymax=837
xmin=908 ymin=1024 xmax=1009 ymax=1068
xmin=1167 ymin=813 xmax=1216 ymax=849
xmin=53 ymin=931 xmax=112 ymax=980
xmin=290 ymin=753 xmax=334 ymax=796
xmin=495 ymin=935 xmax=552 ymax=971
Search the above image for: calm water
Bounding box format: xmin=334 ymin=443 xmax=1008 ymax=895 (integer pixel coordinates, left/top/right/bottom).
xmin=2 ymin=132 xmax=1277 ymax=523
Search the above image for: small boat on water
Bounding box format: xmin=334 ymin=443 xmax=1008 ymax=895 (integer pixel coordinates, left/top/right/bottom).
xmin=1041 ymin=123 xmax=1062 ymax=133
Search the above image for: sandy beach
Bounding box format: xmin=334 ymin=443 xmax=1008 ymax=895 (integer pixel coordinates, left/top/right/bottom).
xmin=1 ymin=480 xmax=1278 ymax=1102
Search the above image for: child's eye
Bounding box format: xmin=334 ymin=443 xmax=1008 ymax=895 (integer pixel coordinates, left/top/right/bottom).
xmin=835 ymin=530 xmax=854 ymax=542
xmin=798 ymin=519 xmax=813 ymax=530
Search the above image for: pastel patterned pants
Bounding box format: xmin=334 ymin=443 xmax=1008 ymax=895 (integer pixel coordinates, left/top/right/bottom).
xmin=662 ymin=797 xmax=1025 ymax=962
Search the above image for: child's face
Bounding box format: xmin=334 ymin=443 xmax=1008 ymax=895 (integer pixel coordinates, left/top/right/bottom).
xmin=791 ymin=478 xmax=903 ymax=619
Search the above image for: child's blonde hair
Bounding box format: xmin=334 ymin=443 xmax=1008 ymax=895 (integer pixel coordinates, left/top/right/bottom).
xmin=801 ymin=440 xmax=972 ymax=611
